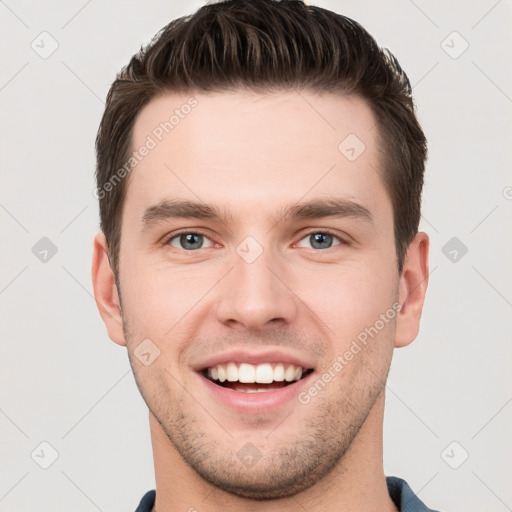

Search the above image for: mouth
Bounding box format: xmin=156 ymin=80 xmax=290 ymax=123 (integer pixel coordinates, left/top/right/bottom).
xmin=199 ymin=362 xmax=315 ymax=393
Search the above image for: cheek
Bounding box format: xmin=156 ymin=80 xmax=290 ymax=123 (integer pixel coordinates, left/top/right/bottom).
xmin=298 ymin=257 xmax=398 ymax=343
xmin=121 ymin=263 xmax=216 ymax=341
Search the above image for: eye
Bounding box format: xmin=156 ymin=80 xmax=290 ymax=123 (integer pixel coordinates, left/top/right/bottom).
xmin=296 ymin=230 xmax=345 ymax=250
xmin=166 ymin=231 xmax=215 ymax=251
xmin=164 ymin=230 xmax=347 ymax=252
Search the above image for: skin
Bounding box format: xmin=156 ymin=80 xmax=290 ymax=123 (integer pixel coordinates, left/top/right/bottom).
xmin=92 ymin=90 xmax=429 ymax=512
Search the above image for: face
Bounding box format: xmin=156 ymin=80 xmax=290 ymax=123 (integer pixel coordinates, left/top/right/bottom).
xmin=103 ymin=90 xmax=409 ymax=498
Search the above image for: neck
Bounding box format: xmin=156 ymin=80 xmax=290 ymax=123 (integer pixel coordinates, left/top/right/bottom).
xmin=149 ymin=392 xmax=397 ymax=512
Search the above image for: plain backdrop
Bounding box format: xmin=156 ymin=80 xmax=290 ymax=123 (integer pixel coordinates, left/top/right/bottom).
xmin=1 ymin=1 xmax=511 ymax=511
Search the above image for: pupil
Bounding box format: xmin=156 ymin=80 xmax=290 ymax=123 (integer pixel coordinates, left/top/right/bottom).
xmin=181 ymin=233 xmax=203 ymax=250
xmin=311 ymin=232 xmax=332 ymax=249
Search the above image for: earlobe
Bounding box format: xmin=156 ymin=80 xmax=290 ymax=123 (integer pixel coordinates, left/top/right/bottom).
xmin=394 ymin=232 xmax=430 ymax=348
xmin=91 ymin=231 xmax=127 ymax=346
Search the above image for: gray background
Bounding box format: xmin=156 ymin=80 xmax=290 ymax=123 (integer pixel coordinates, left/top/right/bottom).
xmin=1 ymin=1 xmax=511 ymax=511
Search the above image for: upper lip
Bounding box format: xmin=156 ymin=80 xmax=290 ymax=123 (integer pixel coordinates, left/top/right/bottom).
xmin=191 ymin=348 xmax=316 ymax=372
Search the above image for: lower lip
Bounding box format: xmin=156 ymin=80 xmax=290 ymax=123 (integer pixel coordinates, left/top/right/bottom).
xmin=197 ymin=371 xmax=315 ymax=413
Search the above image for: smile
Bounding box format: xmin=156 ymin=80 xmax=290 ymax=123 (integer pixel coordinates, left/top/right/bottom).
xmin=202 ymin=362 xmax=314 ymax=393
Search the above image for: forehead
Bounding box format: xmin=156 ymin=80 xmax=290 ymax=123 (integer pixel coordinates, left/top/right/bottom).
xmin=124 ymin=90 xmax=390 ymax=228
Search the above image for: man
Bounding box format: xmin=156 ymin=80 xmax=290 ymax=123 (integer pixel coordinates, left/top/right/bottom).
xmin=91 ymin=0 xmax=438 ymax=510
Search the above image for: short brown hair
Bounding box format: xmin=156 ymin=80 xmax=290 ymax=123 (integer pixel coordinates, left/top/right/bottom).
xmin=95 ymin=0 xmax=427 ymax=277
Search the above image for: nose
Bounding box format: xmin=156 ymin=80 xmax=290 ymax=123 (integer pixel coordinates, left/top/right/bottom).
xmin=214 ymin=243 xmax=299 ymax=331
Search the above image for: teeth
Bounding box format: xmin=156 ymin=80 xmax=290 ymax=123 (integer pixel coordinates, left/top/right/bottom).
xmin=239 ymin=363 xmax=256 ymax=383
xmin=255 ymin=363 xmax=273 ymax=383
xmin=285 ymin=365 xmax=296 ymax=382
xmin=273 ymin=363 xmax=285 ymax=381
xmin=206 ymin=362 xmax=306 ymax=384
xmin=226 ymin=362 xmax=238 ymax=382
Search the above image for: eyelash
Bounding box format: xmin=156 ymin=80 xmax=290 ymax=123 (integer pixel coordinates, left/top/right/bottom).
xmin=162 ymin=229 xmax=348 ymax=252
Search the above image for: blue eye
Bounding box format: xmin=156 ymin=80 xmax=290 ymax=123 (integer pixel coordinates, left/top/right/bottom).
xmin=297 ymin=231 xmax=343 ymax=250
xmin=164 ymin=230 xmax=345 ymax=252
xmin=168 ymin=232 xmax=213 ymax=251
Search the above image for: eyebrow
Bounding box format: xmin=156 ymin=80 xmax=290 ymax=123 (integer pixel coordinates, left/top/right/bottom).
xmin=141 ymin=197 xmax=373 ymax=231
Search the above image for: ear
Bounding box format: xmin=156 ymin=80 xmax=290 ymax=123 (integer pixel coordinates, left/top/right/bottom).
xmin=91 ymin=231 xmax=126 ymax=346
xmin=394 ymin=231 xmax=430 ymax=348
